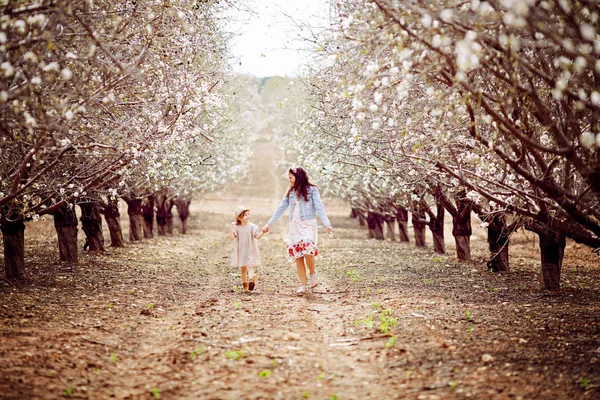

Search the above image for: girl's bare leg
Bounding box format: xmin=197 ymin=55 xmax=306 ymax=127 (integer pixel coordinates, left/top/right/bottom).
xmin=240 ymin=266 xmax=249 ymax=292
xmin=295 ymin=257 xmax=307 ymax=286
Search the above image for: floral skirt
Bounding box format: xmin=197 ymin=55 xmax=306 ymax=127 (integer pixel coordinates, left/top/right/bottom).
xmin=288 ymin=208 xmax=318 ymax=260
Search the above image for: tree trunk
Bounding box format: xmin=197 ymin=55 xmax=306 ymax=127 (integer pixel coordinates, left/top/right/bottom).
xmin=412 ymin=209 xmax=426 ymax=248
xmin=385 ymin=217 xmax=396 ymax=241
xmin=103 ymin=198 xmax=124 ymax=247
xmin=396 ymin=207 xmax=409 ymax=242
xmin=367 ymin=212 xmax=384 ymax=240
xmin=1 ymin=220 xmax=25 ymax=279
xmin=175 ymin=199 xmax=191 ymax=234
xmin=156 ymin=195 xmax=167 ymax=236
xmin=142 ymin=196 xmax=154 ymax=239
xmin=455 ymin=236 xmax=471 ymax=261
xmin=429 ymin=203 xmax=445 ymax=254
xmin=125 ymin=198 xmax=144 ymax=241
xmin=53 ymin=203 xmax=78 ymax=263
xmin=538 ymin=230 xmax=566 ymax=291
xmin=487 ymin=215 xmax=510 ymax=272
xmin=164 ymin=200 xmax=174 ymax=234
xmin=80 ymin=202 xmax=105 ymax=254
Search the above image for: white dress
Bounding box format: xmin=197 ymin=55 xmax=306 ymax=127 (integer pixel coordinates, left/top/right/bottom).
xmin=231 ymin=223 xmax=261 ymax=267
xmin=287 ymin=202 xmax=318 ymax=260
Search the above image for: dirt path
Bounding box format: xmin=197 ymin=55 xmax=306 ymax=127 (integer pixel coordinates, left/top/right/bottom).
xmin=1 ymin=138 xmax=600 ymax=399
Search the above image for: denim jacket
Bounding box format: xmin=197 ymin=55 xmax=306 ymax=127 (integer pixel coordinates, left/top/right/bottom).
xmin=267 ymin=186 xmax=331 ymax=227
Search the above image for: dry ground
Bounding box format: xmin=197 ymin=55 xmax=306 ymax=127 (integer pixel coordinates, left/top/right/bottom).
xmin=1 ymin=138 xmax=600 ymax=400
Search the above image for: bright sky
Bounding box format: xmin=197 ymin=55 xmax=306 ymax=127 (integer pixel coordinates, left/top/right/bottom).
xmin=225 ymin=0 xmax=330 ymax=77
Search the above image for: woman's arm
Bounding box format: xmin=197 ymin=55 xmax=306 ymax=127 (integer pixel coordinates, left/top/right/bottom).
xmin=312 ymin=187 xmax=331 ymax=228
xmin=266 ymin=195 xmax=290 ymax=227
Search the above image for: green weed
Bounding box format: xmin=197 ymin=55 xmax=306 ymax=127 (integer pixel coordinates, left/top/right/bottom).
xmin=464 ymin=310 xmax=473 ymax=322
xmin=150 ymin=388 xmax=160 ymax=398
xmin=258 ymin=370 xmax=271 ymax=378
xmin=110 ymin=353 xmax=118 ymax=364
xmin=64 ymin=388 xmax=73 ymax=396
xmin=580 ymin=378 xmax=590 ymax=390
xmin=225 ymin=350 xmax=245 ymax=360
xmin=346 ymin=269 xmax=361 ymax=282
xmin=385 ymin=335 xmax=397 ymax=349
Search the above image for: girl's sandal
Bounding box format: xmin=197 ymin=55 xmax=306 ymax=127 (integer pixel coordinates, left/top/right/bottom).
xmin=248 ymin=276 xmax=257 ymax=291
xmin=242 ymin=282 xmax=249 ymax=293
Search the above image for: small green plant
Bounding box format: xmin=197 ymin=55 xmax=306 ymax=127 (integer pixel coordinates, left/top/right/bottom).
xmin=493 ymin=287 xmax=498 ymax=293
xmin=110 ymin=353 xmax=118 ymax=363
xmin=580 ymin=377 xmax=590 ymax=390
xmin=328 ymin=394 xmax=339 ymax=400
xmin=302 ymin=391 xmax=311 ymax=398
xmin=234 ymin=301 xmax=242 ymax=308
xmin=464 ymin=310 xmax=473 ymax=322
xmin=525 ymin=315 xmax=531 ymax=320
xmin=467 ymin=324 xmax=474 ymax=333
xmin=190 ymin=346 xmax=204 ymax=359
xmin=433 ymin=256 xmax=444 ymax=263
xmin=317 ymin=372 xmax=325 ymax=380
xmin=225 ymin=350 xmax=245 ymax=360
xmin=146 ymin=303 xmax=154 ymax=309
xmin=449 ymin=381 xmax=458 ymax=390
xmin=258 ymin=370 xmax=271 ymax=378
xmin=425 ymin=278 xmax=431 ymax=284
xmin=346 ymin=269 xmax=361 ymax=282
xmin=271 ymin=359 xmax=277 ymax=366
xmin=362 ymin=313 xmax=374 ymax=329
xmin=108 ymin=303 xmax=113 ymax=310
xmin=150 ymin=387 xmax=160 ymax=398
xmin=379 ymin=309 xmax=397 ymax=333
xmin=64 ymin=388 xmax=73 ymax=396
xmin=385 ymin=335 xmax=397 ymax=349
xmin=578 ymin=283 xmax=584 ymax=289
xmin=233 ymin=286 xmax=240 ymax=293
xmin=371 ymin=302 xmax=380 ymax=309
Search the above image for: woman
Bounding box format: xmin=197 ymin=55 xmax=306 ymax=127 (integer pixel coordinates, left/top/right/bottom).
xmin=262 ymin=167 xmax=333 ymax=295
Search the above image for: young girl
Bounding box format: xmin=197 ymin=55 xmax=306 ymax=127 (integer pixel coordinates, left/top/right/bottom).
xmin=262 ymin=167 xmax=333 ymax=295
xmin=229 ymin=206 xmax=264 ymax=293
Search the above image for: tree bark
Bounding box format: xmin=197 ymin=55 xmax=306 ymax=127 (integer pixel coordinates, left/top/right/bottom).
xmin=395 ymin=206 xmax=410 ymax=242
xmin=165 ymin=199 xmax=174 ymax=234
xmin=526 ymin=221 xmax=565 ymax=291
xmin=142 ymin=196 xmax=154 ymax=239
xmin=385 ymin=217 xmax=396 ymax=241
xmin=367 ymin=211 xmax=384 ymax=240
xmin=155 ymin=192 xmax=167 ymax=236
xmin=124 ymin=198 xmax=144 ymax=241
xmin=53 ymin=203 xmax=78 ymax=263
xmin=1 ymin=220 xmax=25 ymax=279
xmin=411 ymin=208 xmax=426 ymax=248
xmin=175 ymin=198 xmax=191 ymax=234
xmin=80 ymin=202 xmax=105 ymax=254
xmin=486 ymin=215 xmax=510 ymax=272
xmin=103 ymin=198 xmax=124 ymax=247
xmin=455 ymin=236 xmax=471 ymax=261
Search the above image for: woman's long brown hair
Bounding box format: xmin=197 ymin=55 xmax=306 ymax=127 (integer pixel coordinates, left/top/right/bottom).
xmin=286 ymin=167 xmax=316 ymax=201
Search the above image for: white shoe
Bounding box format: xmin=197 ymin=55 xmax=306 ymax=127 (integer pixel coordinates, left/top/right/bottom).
xmin=296 ymin=285 xmax=307 ymax=295
xmin=309 ymin=274 xmax=319 ymax=289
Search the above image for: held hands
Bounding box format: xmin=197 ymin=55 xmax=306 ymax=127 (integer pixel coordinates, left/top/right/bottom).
xmin=262 ymin=224 xmax=271 ymax=234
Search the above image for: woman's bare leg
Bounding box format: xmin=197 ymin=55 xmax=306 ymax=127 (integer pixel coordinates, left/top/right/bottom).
xmin=295 ymin=257 xmax=307 ymax=286
xmin=305 ymin=255 xmax=315 ymax=275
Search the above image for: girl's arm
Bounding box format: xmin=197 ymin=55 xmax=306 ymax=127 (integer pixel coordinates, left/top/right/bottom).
xmin=229 ymin=222 xmax=237 ymax=240
xmin=253 ymin=224 xmax=265 ymax=240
